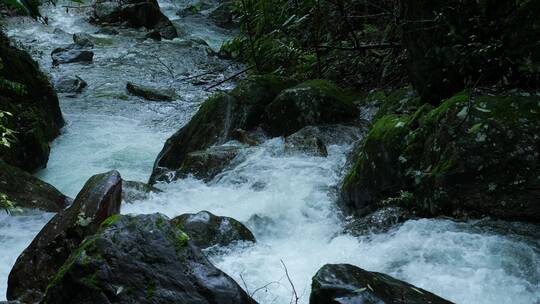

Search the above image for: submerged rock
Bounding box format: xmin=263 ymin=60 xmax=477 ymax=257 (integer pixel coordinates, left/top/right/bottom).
xmin=122 ymin=180 xmax=161 ymax=203
xmin=126 ymin=82 xmax=176 ymax=101
xmin=55 ymin=75 xmax=87 ymax=95
xmin=92 ymin=0 xmax=178 ymax=40
xmin=0 ymin=161 xmax=70 ymax=212
xmin=340 ymin=91 xmax=540 ymax=222
xmin=310 ymin=264 xmax=453 ymax=304
xmin=345 ymin=206 xmax=414 ymax=236
xmin=265 ymin=80 xmax=359 ymax=137
xmin=149 ymin=75 xmax=297 ymax=184
xmin=176 ymin=145 xmax=240 ymax=181
xmin=172 ymin=211 xmax=255 ymax=249
xmin=94 ymin=27 xmax=119 ymax=35
xmin=73 ymin=32 xmax=95 ymax=48
xmin=42 ymin=214 xmax=257 ymax=304
xmin=0 ymin=32 xmax=64 ymax=171
xmin=7 ymin=171 xmax=122 ymax=302
xmin=51 ymin=45 xmax=94 ymax=65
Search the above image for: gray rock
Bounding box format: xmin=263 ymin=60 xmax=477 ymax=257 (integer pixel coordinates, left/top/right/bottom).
xmin=284 ymin=125 xmax=362 ymax=157
xmin=94 ymin=27 xmax=119 ymax=35
xmin=7 ymin=171 xmax=122 ymax=302
xmin=172 ymin=211 xmax=255 ymax=249
xmin=122 ymin=180 xmax=162 ymax=203
xmin=126 ymin=82 xmax=176 ymax=101
xmin=0 ymin=161 xmax=70 ymax=212
xmin=73 ymin=32 xmax=94 ymax=48
xmin=51 ymin=45 xmax=93 ymax=65
xmin=42 ymin=214 xmax=257 ymax=304
xmin=209 ymin=1 xmax=235 ymax=28
xmin=344 ymin=206 xmax=414 ymax=236
xmin=310 ymin=264 xmax=454 ymax=304
xmin=55 ymin=75 xmax=87 ymax=95
xmin=177 ymin=145 xmax=240 ymax=181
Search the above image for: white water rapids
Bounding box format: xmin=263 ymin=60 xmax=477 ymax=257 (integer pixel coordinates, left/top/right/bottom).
xmin=1 ymin=2 xmax=539 ymax=303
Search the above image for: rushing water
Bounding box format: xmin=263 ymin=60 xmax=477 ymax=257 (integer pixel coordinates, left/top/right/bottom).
xmin=2 ymin=2 xmax=540 ymax=303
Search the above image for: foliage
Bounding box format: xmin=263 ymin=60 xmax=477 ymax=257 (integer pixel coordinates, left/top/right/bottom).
xmin=222 ymin=0 xmax=405 ymax=90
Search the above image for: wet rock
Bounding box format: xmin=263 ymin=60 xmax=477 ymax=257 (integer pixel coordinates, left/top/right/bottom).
xmin=73 ymin=32 xmax=94 ymax=48
xmin=285 ymin=131 xmax=327 ymax=157
xmin=122 ymin=180 xmax=161 ymax=203
xmin=94 ymin=27 xmax=119 ymax=35
xmin=55 ymin=75 xmax=87 ymax=95
xmin=92 ymin=0 xmax=178 ymax=40
xmin=149 ymin=75 xmax=297 ymax=184
xmin=51 ymin=45 xmax=94 ymax=65
xmin=7 ymin=171 xmax=122 ymax=302
xmin=265 ymin=80 xmax=359 ymax=137
xmin=340 ymin=92 xmax=540 ymax=222
xmin=310 ymin=264 xmax=453 ymax=304
xmin=345 ymin=206 xmax=414 ymax=236
xmin=0 ymin=32 xmax=64 ymax=171
xmin=176 ymin=145 xmax=240 ymax=181
xmin=284 ymin=125 xmax=363 ymax=157
xmin=145 ymin=30 xmax=162 ymax=41
xmin=209 ymin=1 xmax=235 ymax=28
xmin=42 ymin=214 xmax=257 ymax=304
xmin=126 ymin=82 xmax=176 ymax=101
xmin=0 ymin=161 xmax=70 ymax=212
xmin=172 ymin=211 xmax=255 ymax=249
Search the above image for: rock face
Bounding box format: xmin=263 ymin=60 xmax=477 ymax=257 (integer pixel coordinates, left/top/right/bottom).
xmin=149 ymin=75 xmax=297 ymax=184
xmin=0 ymin=32 xmax=64 ymax=171
xmin=265 ymin=80 xmax=358 ymax=137
xmin=7 ymin=171 xmax=122 ymax=302
xmin=0 ymin=161 xmax=70 ymax=212
xmin=42 ymin=214 xmax=257 ymax=304
xmin=51 ymin=45 xmax=94 ymax=65
xmin=55 ymin=75 xmax=87 ymax=95
xmin=340 ymin=92 xmax=540 ymax=222
xmin=126 ymin=82 xmax=176 ymax=101
xmin=92 ymin=0 xmax=178 ymax=40
xmin=310 ymin=264 xmax=453 ymax=304
xmin=172 ymin=211 xmax=255 ymax=249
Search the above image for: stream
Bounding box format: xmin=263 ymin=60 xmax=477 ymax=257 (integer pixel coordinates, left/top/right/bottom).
xmin=1 ymin=1 xmax=540 ymax=303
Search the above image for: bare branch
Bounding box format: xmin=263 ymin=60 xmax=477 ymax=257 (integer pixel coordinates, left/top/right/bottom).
xmin=280 ymin=259 xmax=299 ymax=304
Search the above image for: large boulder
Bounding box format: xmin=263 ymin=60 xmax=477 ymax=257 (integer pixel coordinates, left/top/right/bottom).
xmin=176 ymin=145 xmax=241 ymax=181
xmin=7 ymin=171 xmax=122 ymax=302
xmin=0 ymin=161 xmax=70 ymax=212
xmin=51 ymin=45 xmax=94 ymax=65
xmin=265 ymin=80 xmax=358 ymax=136
xmin=340 ymin=91 xmax=540 ymax=222
xmin=0 ymin=32 xmax=64 ymax=171
xmin=149 ymin=75 xmax=297 ymax=184
xmin=171 ymin=211 xmax=255 ymax=249
xmin=310 ymin=264 xmax=453 ymax=304
xmin=42 ymin=213 xmax=257 ymax=304
xmin=91 ymin=0 xmax=178 ymax=40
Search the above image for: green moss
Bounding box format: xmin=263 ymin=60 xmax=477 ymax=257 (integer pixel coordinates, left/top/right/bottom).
xmin=295 ymin=79 xmax=356 ymax=106
xmin=100 ymin=214 xmax=122 ymax=228
xmin=371 ymin=87 xmax=422 ymax=119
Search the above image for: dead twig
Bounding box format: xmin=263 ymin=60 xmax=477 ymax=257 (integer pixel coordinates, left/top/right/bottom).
xmin=204 ymin=65 xmax=255 ymax=91
xmin=280 ymin=259 xmax=299 ymax=304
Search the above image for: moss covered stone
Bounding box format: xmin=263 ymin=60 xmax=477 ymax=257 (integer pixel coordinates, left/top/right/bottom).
xmin=265 ymin=79 xmax=359 ymax=136
xmin=340 ymin=91 xmax=540 ymax=222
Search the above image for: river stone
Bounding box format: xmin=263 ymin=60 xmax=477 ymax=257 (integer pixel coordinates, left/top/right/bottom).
xmin=0 ymin=32 xmax=64 ymax=171
xmin=55 ymin=75 xmax=87 ymax=95
xmin=73 ymin=32 xmax=94 ymax=48
xmin=172 ymin=211 xmax=256 ymax=249
xmin=92 ymin=0 xmax=178 ymax=40
xmin=94 ymin=27 xmax=119 ymax=35
xmin=6 ymin=171 xmax=122 ymax=302
xmin=122 ymin=180 xmax=162 ymax=203
xmin=126 ymin=82 xmax=176 ymax=101
xmin=176 ymin=145 xmax=240 ymax=181
xmin=344 ymin=206 xmax=414 ymax=236
xmin=310 ymin=264 xmax=453 ymax=304
xmin=265 ymin=80 xmax=358 ymax=137
xmin=149 ymin=75 xmax=297 ymax=184
xmin=285 ymin=131 xmax=328 ymax=157
xmin=51 ymin=45 xmax=94 ymax=65
xmin=340 ymin=92 xmax=540 ymax=222
xmin=0 ymin=161 xmax=70 ymax=212
xmin=42 ymin=213 xmax=257 ymax=304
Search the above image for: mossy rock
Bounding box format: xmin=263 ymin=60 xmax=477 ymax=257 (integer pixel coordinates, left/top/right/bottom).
xmin=42 ymin=214 xmax=256 ymax=304
xmin=149 ymin=75 xmax=297 ymax=184
xmin=0 ymin=32 xmax=64 ymax=171
xmin=265 ymin=80 xmax=359 ymax=136
xmin=340 ymin=91 xmax=540 ymax=222
xmin=367 ymin=86 xmax=422 ymax=120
